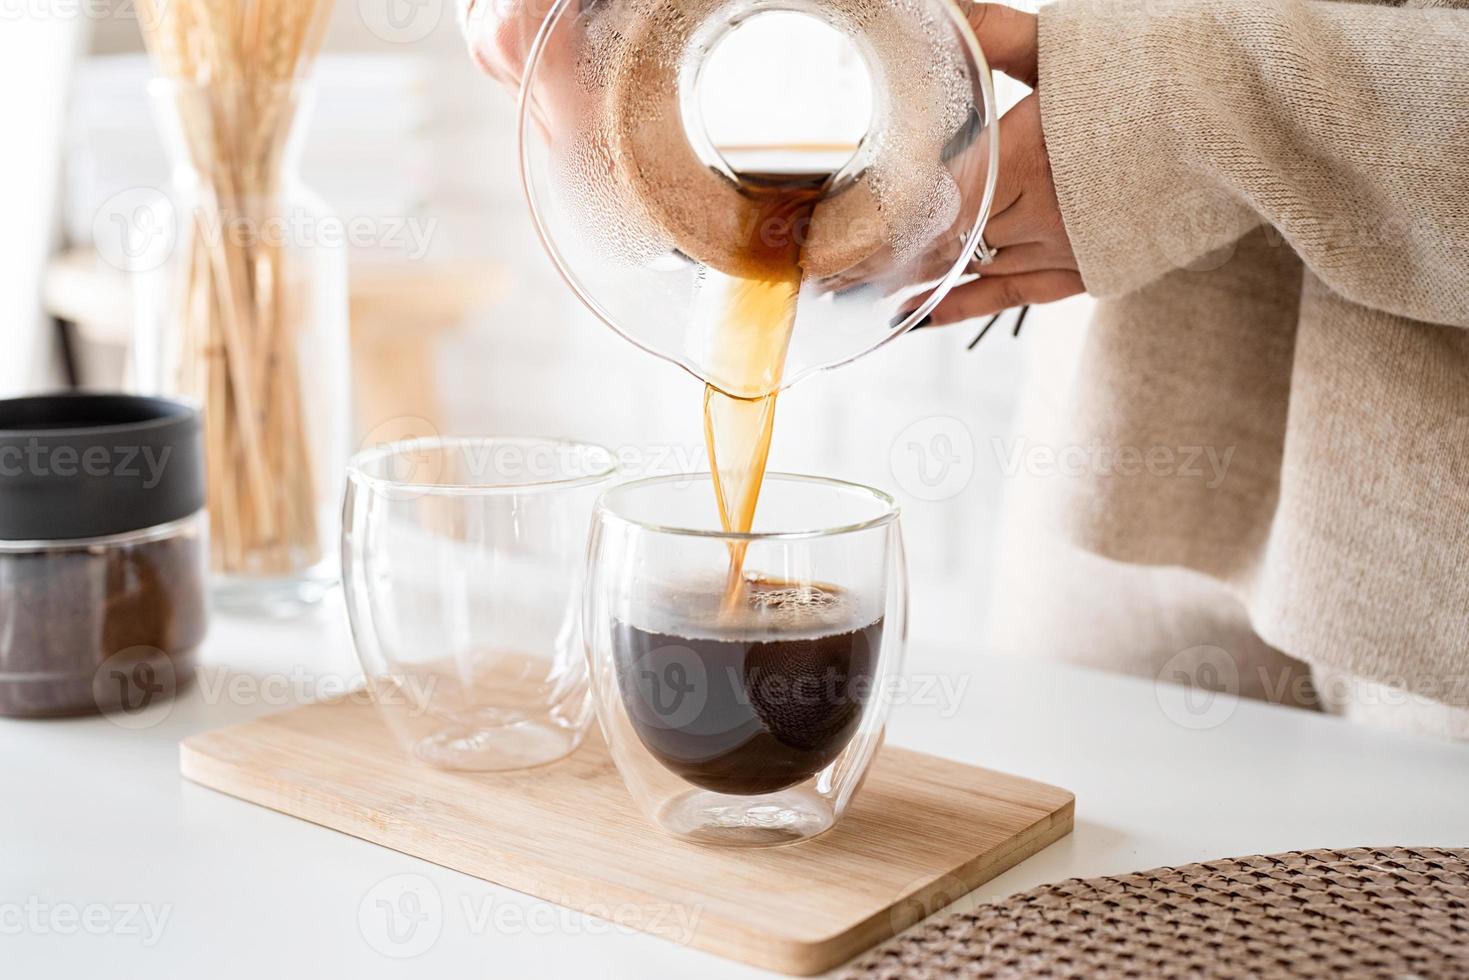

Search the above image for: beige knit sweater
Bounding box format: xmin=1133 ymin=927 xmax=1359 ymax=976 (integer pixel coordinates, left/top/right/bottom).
xmin=1034 ymin=0 xmax=1469 ymax=722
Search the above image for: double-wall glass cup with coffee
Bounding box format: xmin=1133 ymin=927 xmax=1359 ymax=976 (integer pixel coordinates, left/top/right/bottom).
xmin=583 ymin=473 xmax=907 ymax=847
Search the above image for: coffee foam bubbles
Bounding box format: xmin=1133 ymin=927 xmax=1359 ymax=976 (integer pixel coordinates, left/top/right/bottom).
xmin=628 ymin=577 xmax=882 ymax=642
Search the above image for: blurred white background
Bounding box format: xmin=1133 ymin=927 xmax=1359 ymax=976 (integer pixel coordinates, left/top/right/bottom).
xmin=9 ymin=0 xmax=1094 ymax=651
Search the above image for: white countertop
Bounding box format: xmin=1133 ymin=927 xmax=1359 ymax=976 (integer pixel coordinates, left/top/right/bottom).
xmin=4 ymin=595 xmax=1467 ymax=978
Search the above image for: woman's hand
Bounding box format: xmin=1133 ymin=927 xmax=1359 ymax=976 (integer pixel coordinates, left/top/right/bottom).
xmin=459 ymin=0 xmax=553 ymax=88
xmin=928 ymin=3 xmax=1083 ymax=327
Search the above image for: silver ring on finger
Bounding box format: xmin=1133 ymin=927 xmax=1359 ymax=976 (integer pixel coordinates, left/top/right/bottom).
xmin=967 ymin=233 xmax=999 ymax=274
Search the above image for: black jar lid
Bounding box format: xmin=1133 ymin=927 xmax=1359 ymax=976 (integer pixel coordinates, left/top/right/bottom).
xmin=0 ymin=393 xmax=205 ymax=542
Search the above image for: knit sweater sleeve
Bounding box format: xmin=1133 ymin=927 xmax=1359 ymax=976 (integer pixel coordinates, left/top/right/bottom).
xmin=1036 ymin=0 xmax=1469 ymax=327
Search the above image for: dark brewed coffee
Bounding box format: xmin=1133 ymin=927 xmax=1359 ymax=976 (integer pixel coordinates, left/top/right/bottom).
xmin=613 ymin=579 xmax=882 ymax=796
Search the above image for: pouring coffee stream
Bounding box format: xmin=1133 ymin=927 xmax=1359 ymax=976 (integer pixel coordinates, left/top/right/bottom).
xmin=701 ymin=168 xmax=830 ymax=613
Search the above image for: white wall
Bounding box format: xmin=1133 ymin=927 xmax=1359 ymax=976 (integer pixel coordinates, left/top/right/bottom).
xmin=1 ymin=15 xmax=85 ymax=395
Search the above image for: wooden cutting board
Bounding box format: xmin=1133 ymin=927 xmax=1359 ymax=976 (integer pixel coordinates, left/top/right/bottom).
xmin=180 ymin=698 xmax=1073 ymax=975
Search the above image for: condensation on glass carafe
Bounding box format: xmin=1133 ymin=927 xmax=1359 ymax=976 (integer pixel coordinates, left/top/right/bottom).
xmin=518 ymin=0 xmax=999 ymax=397
xmin=540 ymin=0 xmax=981 ymax=281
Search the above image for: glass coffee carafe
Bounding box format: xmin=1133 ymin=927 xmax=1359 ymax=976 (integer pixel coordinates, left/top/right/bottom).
xmin=517 ymin=0 xmax=1000 ymax=397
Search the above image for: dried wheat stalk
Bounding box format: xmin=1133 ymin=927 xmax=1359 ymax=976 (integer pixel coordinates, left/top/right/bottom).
xmin=137 ymin=0 xmax=335 ymax=577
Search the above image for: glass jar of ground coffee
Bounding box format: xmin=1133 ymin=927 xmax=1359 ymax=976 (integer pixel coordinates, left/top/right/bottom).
xmin=0 ymin=394 xmax=207 ymax=718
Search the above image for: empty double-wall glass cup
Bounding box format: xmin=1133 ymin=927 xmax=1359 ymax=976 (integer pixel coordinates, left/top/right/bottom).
xmin=343 ymin=437 xmax=616 ymax=771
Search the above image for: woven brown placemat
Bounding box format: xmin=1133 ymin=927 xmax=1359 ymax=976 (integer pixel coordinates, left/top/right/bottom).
xmin=842 ymin=846 xmax=1469 ymax=979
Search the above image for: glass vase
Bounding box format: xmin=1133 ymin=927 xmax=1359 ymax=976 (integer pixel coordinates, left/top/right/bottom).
xmin=136 ymin=81 xmax=350 ymax=616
